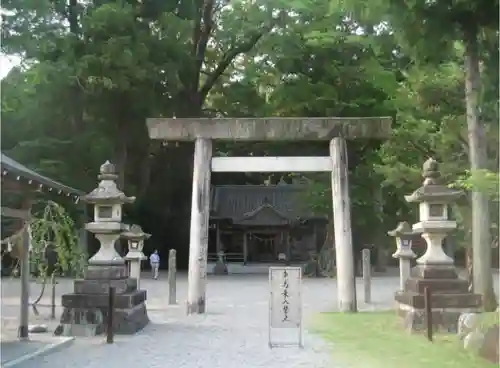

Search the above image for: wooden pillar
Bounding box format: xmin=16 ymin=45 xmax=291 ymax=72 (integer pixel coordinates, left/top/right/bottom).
xmin=312 ymin=223 xmax=318 ymax=252
xmin=19 ymin=225 xmax=30 ymax=339
xmin=243 ymin=232 xmax=248 ymax=264
xmin=168 ymin=249 xmax=177 ymax=305
xmin=362 ymin=249 xmax=371 ymax=303
xmin=81 ymin=205 xmax=89 ymax=257
xmin=285 ymin=231 xmax=291 ymax=262
xmin=187 ymin=138 xmax=212 ymax=315
xmin=18 ymin=197 xmax=33 ymax=340
xmin=330 ymin=138 xmax=357 ymax=312
xmin=215 ymin=224 xmax=221 ymax=254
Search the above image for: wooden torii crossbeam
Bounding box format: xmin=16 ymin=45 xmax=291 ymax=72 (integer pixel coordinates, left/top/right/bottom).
xmin=146 ymin=116 xmax=393 ymax=314
xmin=147 ymin=117 xmax=391 ymax=141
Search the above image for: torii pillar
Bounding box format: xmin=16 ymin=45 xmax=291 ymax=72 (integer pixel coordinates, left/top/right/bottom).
xmin=146 ymin=117 xmax=392 ymax=314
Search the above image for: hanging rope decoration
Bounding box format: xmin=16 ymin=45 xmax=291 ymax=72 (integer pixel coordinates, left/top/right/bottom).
xmin=1 ymin=201 xmax=85 ymax=278
xmin=0 ymin=222 xmax=51 ymax=312
xmin=247 ymin=233 xmax=276 ymax=247
xmin=1 ymin=223 xmax=30 ymax=253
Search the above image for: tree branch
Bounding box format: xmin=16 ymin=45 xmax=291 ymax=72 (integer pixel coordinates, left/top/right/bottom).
xmin=199 ymin=32 xmax=263 ymax=100
xmin=458 ymin=131 xmax=470 ymax=158
xmin=193 ymin=0 xmax=215 ymax=90
xmin=199 ymin=11 xmax=285 ymax=100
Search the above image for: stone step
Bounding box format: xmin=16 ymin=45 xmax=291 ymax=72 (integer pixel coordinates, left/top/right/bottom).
xmin=410 ymin=265 xmax=458 ymax=279
xmin=61 ymin=290 xmax=146 ymax=309
xmin=395 ymin=290 xmax=481 ymax=309
xmin=84 ymin=265 xmax=128 ymax=280
xmin=405 ymin=278 xmax=469 ymax=294
xmin=74 ymin=278 xmax=138 ymax=294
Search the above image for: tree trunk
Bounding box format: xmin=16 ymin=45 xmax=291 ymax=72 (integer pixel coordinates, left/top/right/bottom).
xmin=115 ymin=129 xmax=128 ymax=257
xmin=463 ymin=26 xmax=497 ymax=311
xmin=466 ymin=245 xmax=473 ymax=291
xmin=115 ymin=129 xmax=128 ymax=191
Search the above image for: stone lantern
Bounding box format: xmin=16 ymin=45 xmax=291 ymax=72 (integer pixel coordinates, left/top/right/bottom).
xmin=81 ymin=161 xmax=135 ymax=264
xmin=55 ymin=161 xmax=149 ymax=337
xmin=404 ymin=158 xmax=458 ymax=265
xmin=394 ymin=158 xmax=481 ymax=332
xmin=388 ymin=221 xmax=416 ymax=291
xmin=122 ymin=224 xmax=150 ymax=288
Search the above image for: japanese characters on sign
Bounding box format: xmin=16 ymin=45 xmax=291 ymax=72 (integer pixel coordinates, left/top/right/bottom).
xmin=269 ymin=267 xmax=302 ymax=329
xmin=281 ymin=269 xmax=290 ymax=322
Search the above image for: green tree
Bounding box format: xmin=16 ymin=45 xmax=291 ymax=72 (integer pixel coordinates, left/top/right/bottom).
xmin=324 ymin=0 xmax=499 ymax=310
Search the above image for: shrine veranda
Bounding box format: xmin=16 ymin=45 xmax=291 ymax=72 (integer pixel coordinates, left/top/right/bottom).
xmin=146 ymin=116 xmax=392 ymax=314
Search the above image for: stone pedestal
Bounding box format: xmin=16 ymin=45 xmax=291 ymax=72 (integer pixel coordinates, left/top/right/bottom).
xmin=395 ymin=265 xmax=481 ymax=333
xmin=55 ymin=264 xmax=149 ymax=336
xmin=397 ymin=257 xmax=412 ymax=291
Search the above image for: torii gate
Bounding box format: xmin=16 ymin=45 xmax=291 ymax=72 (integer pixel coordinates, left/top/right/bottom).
xmin=146 ymin=117 xmax=392 ymax=314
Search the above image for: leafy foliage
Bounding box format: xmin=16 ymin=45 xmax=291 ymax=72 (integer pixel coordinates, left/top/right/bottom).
xmin=30 ymin=201 xmax=86 ymax=277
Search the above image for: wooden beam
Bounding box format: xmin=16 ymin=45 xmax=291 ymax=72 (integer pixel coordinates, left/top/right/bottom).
xmin=243 ymin=232 xmax=248 ymax=264
xmin=147 ymin=117 xmax=392 ymax=141
xmin=1 ymin=178 xmax=33 ymax=192
xmin=215 ymin=226 xmax=221 ymax=254
xmin=0 ymin=207 xmax=31 ymax=220
xmin=211 ymin=156 xmax=332 ymax=172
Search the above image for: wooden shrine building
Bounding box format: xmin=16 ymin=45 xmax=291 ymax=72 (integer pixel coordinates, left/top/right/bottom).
xmin=208 ymin=184 xmax=328 ymax=264
xmin=1 ymin=152 xmax=84 ymax=339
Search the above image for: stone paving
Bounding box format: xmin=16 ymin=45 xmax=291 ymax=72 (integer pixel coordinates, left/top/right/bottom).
xmin=1 ymin=279 xmax=71 ymax=367
xmin=2 ymin=270 xmax=498 ymax=368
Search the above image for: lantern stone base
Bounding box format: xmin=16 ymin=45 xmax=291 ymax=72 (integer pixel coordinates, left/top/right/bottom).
xmin=394 ymin=265 xmax=482 ymax=333
xmin=55 ymin=264 xmax=149 ymax=337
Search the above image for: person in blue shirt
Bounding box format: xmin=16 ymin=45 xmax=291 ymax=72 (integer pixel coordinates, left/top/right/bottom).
xmin=149 ymin=250 xmax=160 ymax=280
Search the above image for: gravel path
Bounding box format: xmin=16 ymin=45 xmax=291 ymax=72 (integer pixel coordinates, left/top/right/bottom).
xmin=10 ymin=274 xmax=399 ymax=368
xmin=8 ymin=270 xmax=498 ymax=368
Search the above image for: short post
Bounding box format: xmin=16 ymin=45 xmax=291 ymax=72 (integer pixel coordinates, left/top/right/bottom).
xmin=168 ymin=249 xmax=177 ymax=305
xmin=424 ymin=287 xmax=433 ymax=341
xmin=50 ymin=273 xmax=56 ymax=320
xmin=362 ymin=249 xmax=371 ymax=304
xmin=106 ymin=286 xmax=115 ymax=344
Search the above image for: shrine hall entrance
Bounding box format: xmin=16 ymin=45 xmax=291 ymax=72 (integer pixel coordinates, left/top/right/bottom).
xmin=247 ymin=231 xmax=281 ymax=263
xmin=208 ymin=183 xmax=328 ymax=265
xmin=215 ymin=230 xmax=295 ymax=264
xmin=209 ymin=230 xmax=286 ymax=264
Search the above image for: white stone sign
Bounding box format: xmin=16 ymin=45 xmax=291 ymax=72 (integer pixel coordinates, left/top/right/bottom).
xmin=268 ymin=266 xmax=303 ymax=348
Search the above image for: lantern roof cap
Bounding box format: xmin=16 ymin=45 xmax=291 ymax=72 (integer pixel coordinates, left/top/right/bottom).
xmin=81 ymin=161 xmax=136 ymax=204
xmin=387 ymin=221 xmax=414 ymax=237
xmin=121 ymin=224 xmax=151 ymax=241
xmin=405 ymin=158 xmax=463 ymax=203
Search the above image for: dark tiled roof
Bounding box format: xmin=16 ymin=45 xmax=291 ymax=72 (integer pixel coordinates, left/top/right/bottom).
xmin=1 ymin=153 xmax=84 ymax=195
xmin=210 ymin=185 xmax=325 ymax=225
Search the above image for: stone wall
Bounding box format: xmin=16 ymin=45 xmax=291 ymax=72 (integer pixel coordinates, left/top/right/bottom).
xmin=458 ymin=312 xmax=499 ymax=364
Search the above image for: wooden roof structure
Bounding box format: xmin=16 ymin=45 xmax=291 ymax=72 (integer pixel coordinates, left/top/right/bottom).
xmin=1 ymin=151 xmax=85 ymax=244
xmin=1 ymin=153 xmax=84 ymax=199
xmin=1 ymin=152 xmax=86 ymax=245
xmin=210 ymin=184 xmax=327 ymax=226
xmin=1 ymin=152 xmax=85 ymax=339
